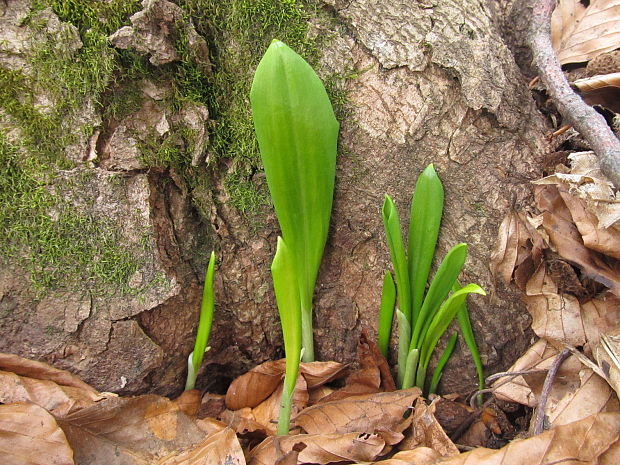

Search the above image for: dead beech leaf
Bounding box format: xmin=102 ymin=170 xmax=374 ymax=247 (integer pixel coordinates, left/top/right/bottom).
xmin=0 ymin=369 xmax=105 ymax=418
xmin=57 ymin=394 xmax=206 ymax=464
xmin=293 ymin=388 xmax=421 ymax=436
xmin=157 ymin=427 xmax=245 ymax=465
xmin=440 ymin=412 xmax=620 ymax=465
xmin=533 ymin=152 xmax=620 ymax=229
xmin=399 ymin=399 xmax=459 ymax=457
xmin=251 ymin=375 xmax=309 ymax=435
xmin=558 ymin=188 xmax=620 ymax=259
xmin=225 ymin=360 xmax=346 ymax=410
xmin=596 ymin=324 xmax=620 ymax=396
xmin=493 ymin=339 xmax=564 ymax=407
xmin=173 ymin=389 xmax=201 ymax=418
xmin=363 ymin=447 xmax=440 ymax=465
xmin=551 ymin=0 xmax=620 ymax=65
xmin=248 ymin=432 xmax=386 ymax=465
xmin=536 ymin=184 xmax=620 ymax=296
xmin=574 ymin=72 xmax=620 ymax=91
xmin=0 ymin=403 xmax=75 ymax=465
xmin=0 ymin=353 xmax=101 ymax=395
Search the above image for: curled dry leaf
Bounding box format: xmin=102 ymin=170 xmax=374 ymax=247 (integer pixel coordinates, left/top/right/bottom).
xmin=524 ymin=266 xmax=620 ymax=353
xmin=57 ymin=394 xmax=206 ymax=465
xmin=293 ymin=388 xmax=421 ymax=437
xmin=399 ymin=398 xmax=459 ymax=457
xmin=440 ymin=413 xmax=620 ymax=465
xmin=551 ymin=0 xmax=620 ymax=65
xmin=493 ymin=339 xmax=619 ymax=429
xmin=251 ymin=375 xmax=309 ymax=436
xmin=363 ymin=447 xmax=440 ymax=465
xmin=225 ymin=359 xmax=346 ymax=410
xmin=596 ymin=324 xmax=620 ymax=397
xmin=0 ymin=353 xmax=105 ymax=417
xmin=157 ymin=427 xmax=245 ymax=465
xmin=490 ymin=210 xmax=545 ymax=289
xmin=248 ymin=432 xmax=385 ymax=465
xmin=173 ymin=389 xmax=201 ymax=418
xmin=536 ymin=184 xmax=620 ymax=296
xmin=0 ymin=403 xmax=75 ymax=465
xmin=574 ymin=72 xmax=620 ymax=91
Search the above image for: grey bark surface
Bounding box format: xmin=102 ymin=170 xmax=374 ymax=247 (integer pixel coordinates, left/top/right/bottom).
xmin=0 ymin=0 xmax=550 ymax=395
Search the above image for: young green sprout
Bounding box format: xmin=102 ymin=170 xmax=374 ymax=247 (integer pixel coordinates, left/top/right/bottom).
xmin=185 ymin=251 xmax=216 ymax=391
xmin=251 ymin=40 xmax=338 ymax=433
xmin=378 ymin=165 xmax=486 ymax=394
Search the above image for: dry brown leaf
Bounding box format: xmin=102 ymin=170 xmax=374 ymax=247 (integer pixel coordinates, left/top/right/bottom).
xmin=493 ymin=339 xmax=565 ymax=407
xmin=551 ymin=0 xmax=620 ymax=65
xmin=225 ymin=360 xmax=346 ymax=410
xmin=220 ymin=407 xmax=266 ymax=435
xmin=399 ymin=398 xmax=459 ymax=457
xmin=57 ymin=394 xmax=206 ymax=464
xmin=533 ymin=152 xmax=620 ymax=229
xmin=490 ymin=210 xmax=545 ymax=288
xmin=157 ymin=427 xmax=245 ymax=465
xmin=248 ymin=432 xmax=385 ymax=465
xmin=523 ymin=266 xmax=620 ymax=353
xmin=574 ymin=72 xmax=620 ymax=90
xmin=251 ymin=375 xmax=309 ymax=436
xmin=0 ymin=353 xmax=101 ymax=394
xmin=363 ymin=447 xmax=440 ymax=465
xmin=0 ymin=403 xmax=75 ymax=465
xmin=536 ymin=184 xmax=620 ymax=296
xmin=173 ymin=389 xmax=201 ymax=418
xmin=440 ymin=412 xmax=620 ymax=465
xmin=293 ymin=388 xmax=421 ymax=436
xmin=0 ymin=369 xmax=106 ymax=418
xmin=596 ymin=324 xmax=620 ymax=396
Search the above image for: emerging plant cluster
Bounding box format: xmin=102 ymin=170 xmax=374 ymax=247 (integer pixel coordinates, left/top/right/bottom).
xmin=186 ymin=40 xmax=486 ymax=435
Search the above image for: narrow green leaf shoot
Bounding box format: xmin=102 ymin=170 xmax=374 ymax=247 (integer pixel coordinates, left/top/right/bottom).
xmin=378 ymin=271 xmax=396 ymax=359
xmin=271 ymin=237 xmax=302 ymax=435
xmin=185 ymin=250 xmax=216 ymax=391
xmin=428 ymin=332 xmax=458 ymax=395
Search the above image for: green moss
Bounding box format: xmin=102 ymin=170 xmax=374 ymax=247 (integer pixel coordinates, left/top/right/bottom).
xmin=177 ymin=0 xmax=341 ymax=215
xmin=0 ymin=134 xmax=141 ymax=294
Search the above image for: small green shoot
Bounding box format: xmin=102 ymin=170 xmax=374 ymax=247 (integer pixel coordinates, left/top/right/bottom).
xmin=251 ymin=39 xmax=338 ymax=363
xmin=378 ymin=271 xmax=396 ymax=359
xmin=185 ymin=251 xmax=216 ymax=391
xmin=271 ymin=237 xmax=302 ymax=435
xmin=428 ymin=332 xmax=458 ymax=394
xmin=379 ymin=164 xmax=486 ymax=394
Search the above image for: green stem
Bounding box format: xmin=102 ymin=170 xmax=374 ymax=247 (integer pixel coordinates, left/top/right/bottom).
xmin=301 ymin=301 xmax=314 ymax=362
xmin=277 ymin=378 xmax=294 ymax=435
xmin=401 ymin=348 xmax=419 ymax=390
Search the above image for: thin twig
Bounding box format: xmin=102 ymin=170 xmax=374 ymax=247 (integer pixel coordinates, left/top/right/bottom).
xmin=532 ymin=348 xmax=570 ymax=435
xmin=528 ymin=0 xmax=620 ymax=187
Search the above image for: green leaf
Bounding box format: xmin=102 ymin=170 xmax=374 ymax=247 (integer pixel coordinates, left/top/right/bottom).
xmin=428 ymin=332 xmax=458 ymax=394
xmin=396 ymin=309 xmax=411 ymax=388
xmin=378 ymin=271 xmax=396 ymax=359
xmin=453 ymin=280 xmax=485 ymax=397
xmin=408 ymin=164 xmax=444 ymax=322
xmin=271 ymin=237 xmax=302 ymax=435
xmin=186 ymin=250 xmax=216 ymax=391
xmin=419 ymin=284 xmax=486 ymax=371
xmin=410 ymin=243 xmax=468 ymax=350
xmin=251 ymin=39 xmax=338 ymax=362
xmin=382 ymin=195 xmax=411 ymax=323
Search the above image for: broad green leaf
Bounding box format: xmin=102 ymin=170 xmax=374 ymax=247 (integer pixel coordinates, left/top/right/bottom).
xmin=186 ymin=251 xmax=216 ymax=390
xmin=378 ymin=271 xmax=396 ymax=359
xmin=251 ymin=40 xmax=338 ymax=361
xmin=408 ymin=164 xmax=444 ymax=321
xmin=401 ymin=348 xmax=420 ymax=390
xmin=410 ymin=243 xmax=468 ymax=349
xmin=428 ymin=332 xmax=458 ymax=394
xmin=382 ymin=195 xmax=411 ymax=323
xmin=271 ymin=237 xmax=302 ymax=434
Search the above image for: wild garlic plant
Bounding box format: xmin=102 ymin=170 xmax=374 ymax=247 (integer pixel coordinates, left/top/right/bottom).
xmin=251 ymin=40 xmax=338 ymax=434
xmin=185 ymin=251 xmax=216 ymax=391
xmin=379 ymin=165 xmax=486 ymax=394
